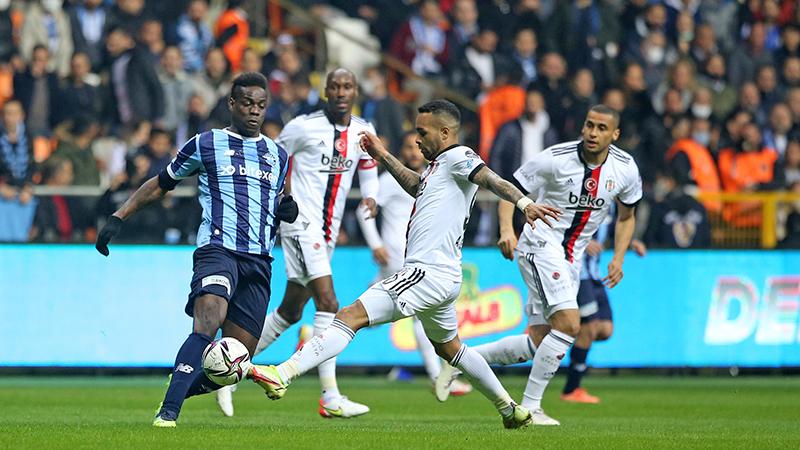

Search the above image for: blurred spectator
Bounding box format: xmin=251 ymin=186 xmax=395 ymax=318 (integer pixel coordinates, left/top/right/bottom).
xmin=30 ymin=158 xmax=81 ymax=242
xmin=104 ymin=26 xmax=164 ymax=129
xmin=560 ymin=68 xmax=596 ymax=140
xmin=174 ymin=0 xmax=212 ymax=74
xmin=214 ymin=0 xmax=249 ymax=73
xmin=139 ymin=19 xmax=166 ymax=66
xmin=652 ymin=58 xmax=695 ymax=115
xmin=508 ymin=28 xmax=538 ymax=87
xmin=689 ymin=23 xmax=718 ymax=68
xmin=718 ymin=122 xmax=782 ymax=225
xmin=672 ymin=11 xmax=695 ymax=56
xmin=504 ymin=0 xmax=544 ymax=43
xmin=728 ymin=21 xmax=773 ymax=88
xmin=56 ymin=52 xmax=100 ymax=125
xmin=637 ymin=88 xmax=687 ymax=183
xmin=0 ymin=0 xmax=13 ymax=63
xmin=268 ymin=49 xmax=304 ymax=98
xmin=20 ymin=0 xmax=73 ymax=77
xmin=625 ymin=2 xmax=667 ymax=56
xmin=775 ymin=23 xmax=800 ymax=68
xmin=50 ymin=115 xmax=100 ymax=186
xmin=718 ymin=109 xmax=753 ymax=151
xmin=264 ymin=75 xmax=300 ymax=127
xmin=784 ymin=139 xmax=800 ymax=187
xmin=0 ymin=100 xmax=33 ymax=202
xmin=157 ymin=46 xmax=194 ymax=133
xmin=105 ymin=0 xmax=148 ymax=36
xmin=133 ymin=127 xmax=173 ymax=181
xmin=787 ymin=87 xmax=800 ymax=127
xmin=262 ymin=32 xmax=295 ymax=78
xmin=644 ymin=166 xmax=711 ymax=249
xmin=782 ymin=56 xmax=800 ymax=89
xmin=531 ymin=52 xmax=569 ymax=138
xmin=193 ymin=47 xmax=230 ymax=114
xmin=620 ymin=62 xmax=653 ymax=121
xmin=291 ymin=72 xmax=322 ymax=116
xmin=477 ymin=66 xmax=526 ymax=161
xmin=602 ymin=87 xmax=640 ymax=151
xmin=689 ymin=86 xmax=713 ymax=121
xmin=240 ymin=47 xmax=263 ymax=75
xmin=176 ymin=93 xmax=209 ymax=146
xmin=665 ymin=116 xmax=722 ymax=214
xmin=763 ymin=103 xmax=794 ymax=157
xmin=779 ymin=201 xmax=800 ymax=248
xmin=545 ymin=0 xmax=610 ymax=72
xmin=69 ymin=0 xmax=107 ymax=71
xmin=757 ymin=64 xmax=784 ymax=111
xmin=389 ymin=0 xmax=447 ymax=106
xmin=13 ymin=45 xmax=59 ymax=136
xmin=636 ymin=31 xmax=677 ymax=92
xmin=448 ymin=27 xmax=504 ymax=102
xmin=446 ymin=0 xmax=478 ymax=61
xmin=697 ymin=54 xmax=737 ymax=122
xmin=359 ymin=66 xmax=405 ymax=152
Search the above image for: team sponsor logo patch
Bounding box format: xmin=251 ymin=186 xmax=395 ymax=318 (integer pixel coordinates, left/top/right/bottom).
xmin=202 ymin=275 xmax=231 ymax=295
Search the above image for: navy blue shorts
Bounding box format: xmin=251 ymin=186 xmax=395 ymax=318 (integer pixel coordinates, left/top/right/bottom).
xmin=576 ymin=279 xmax=612 ymax=323
xmin=186 ymin=245 xmax=273 ymax=339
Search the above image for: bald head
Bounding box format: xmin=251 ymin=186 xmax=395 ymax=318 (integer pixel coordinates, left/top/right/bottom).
xmin=325 ymin=67 xmax=358 ymax=124
xmin=326 ymin=68 xmax=356 ymax=87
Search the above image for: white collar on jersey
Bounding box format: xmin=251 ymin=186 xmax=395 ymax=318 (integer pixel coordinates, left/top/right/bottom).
xmin=220 ymin=128 xmax=266 ymax=142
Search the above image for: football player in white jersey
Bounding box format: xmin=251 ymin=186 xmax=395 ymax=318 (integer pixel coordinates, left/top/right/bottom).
xmin=248 ymin=99 xmax=561 ymax=429
xmin=436 ymin=105 xmax=642 ymax=426
xmin=358 ymin=131 xmax=473 ymax=397
xmin=216 ymin=68 xmax=378 ymax=418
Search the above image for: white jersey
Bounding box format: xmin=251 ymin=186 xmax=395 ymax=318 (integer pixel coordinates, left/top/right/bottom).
xmin=404 ymin=145 xmax=483 ymax=281
xmin=277 ymin=110 xmax=377 ymax=242
xmin=377 ymin=171 xmax=416 ymax=272
xmin=514 ymin=140 xmax=642 ymax=265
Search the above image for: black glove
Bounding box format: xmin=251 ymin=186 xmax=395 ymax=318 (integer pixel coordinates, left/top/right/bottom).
xmin=95 ymin=215 xmax=123 ymax=256
xmin=276 ymin=195 xmax=299 ymax=224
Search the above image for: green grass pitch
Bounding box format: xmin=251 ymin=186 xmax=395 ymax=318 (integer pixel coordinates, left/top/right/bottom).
xmin=1 ymin=374 xmax=798 ymax=449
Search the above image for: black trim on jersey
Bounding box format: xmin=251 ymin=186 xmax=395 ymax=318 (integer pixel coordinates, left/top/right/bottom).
xmin=551 ymin=142 xmax=579 ymax=156
xmin=157 ymin=169 xmax=179 ymax=191
xmin=511 ymin=176 xmax=530 ymax=196
xmin=467 ymin=162 xmax=485 ymax=182
xmin=435 ymin=143 xmax=462 ymax=159
xmin=351 ymin=115 xmax=368 ymax=126
xmin=619 ymin=197 xmax=641 ymax=209
xmin=561 ymin=164 xmax=594 ymax=258
xmin=525 ymin=253 xmax=550 ymax=309
xmin=609 ymin=145 xmax=631 ymax=163
xmin=576 ymin=141 xmax=609 ymax=167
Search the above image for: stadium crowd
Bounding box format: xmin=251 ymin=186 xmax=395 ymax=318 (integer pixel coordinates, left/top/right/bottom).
xmin=0 ymin=0 xmax=799 ymax=248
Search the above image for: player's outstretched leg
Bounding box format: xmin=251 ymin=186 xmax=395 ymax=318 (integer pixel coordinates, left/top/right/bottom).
xmin=436 ymin=334 xmax=534 ymax=402
xmin=413 ymin=317 xmax=472 ymax=397
xmin=432 ymin=336 xmax=532 ymax=429
xmin=250 ymin=301 xmax=369 ymax=418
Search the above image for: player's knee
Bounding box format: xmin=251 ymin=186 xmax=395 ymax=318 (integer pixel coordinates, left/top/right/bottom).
xmin=276 ymin=305 xmax=303 ymax=325
xmin=595 ymin=323 xmax=613 ymax=341
xmin=334 ymin=303 xmax=369 ymax=332
xmin=193 ymin=295 xmax=226 ymax=335
xmin=315 ymin=292 xmax=339 ymax=313
xmin=555 ymin=320 xmax=581 ymax=338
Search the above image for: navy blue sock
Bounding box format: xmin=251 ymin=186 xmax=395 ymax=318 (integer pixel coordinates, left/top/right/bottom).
xmin=185 ymin=372 xmax=224 ymax=398
xmin=563 ymin=345 xmax=589 ymax=394
xmin=160 ymin=332 xmax=212 ymax=417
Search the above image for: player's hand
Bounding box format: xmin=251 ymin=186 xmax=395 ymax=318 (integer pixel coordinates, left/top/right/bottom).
xmin=358 ymin=131 xmax=388 ymax=161
xmin=631 ymin=239 xmax=647 ymax=257
xmin=361 ymin=197 xmax=378 ymax=218
xmin=372 ymin=246 xmax=389 ymax=266
xmin=497 ymin=230 xmax=517 ymax=261
xmin=523 ymin=203 xmax=562 ymax=229
xmin=603 ymin=259 xmax=623 ymax=288
xmin=276 ymin=195 xmax=299 ymax=223
xmin=95 ymin=215 xmax=123 ymax=256
xmin=586 ymin=239 xmax=603 ymax=257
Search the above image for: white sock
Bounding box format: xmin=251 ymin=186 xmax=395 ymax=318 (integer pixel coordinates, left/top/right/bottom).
xmin=313 ymin=312 xmax=340 ymax=402
xmin=277 ymin=318 xmax=354 ymax=383
xmin=472 ymin=334 xmax=536 ymax=366
xmin=451 ymin=344 xmax=515 ymax=416
xmin=521 ymin=330 xmax=574 ymax=411
xmin=413 ymin=318 xmax=441 ymax=380
xmin=255 ymin=310 xmax=291 ymax=355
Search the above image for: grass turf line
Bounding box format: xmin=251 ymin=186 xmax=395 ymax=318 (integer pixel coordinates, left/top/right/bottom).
xmin=0 ymin=375 xmax=798 ymax=449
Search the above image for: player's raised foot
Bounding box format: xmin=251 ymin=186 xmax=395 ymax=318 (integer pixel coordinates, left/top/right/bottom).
xmin=318 ymin=396 xmax=370 ymax=418
xmin=530 ymin=408 xmax=561 ymax=426
xmin=449 ymin=378 xmax=473 ymax=396
xmin=501 ymin=403 xmax=532 ymax=429
xmin=216 ymin=384 xmax=237 ymax=417
xmin=434 ymin=362 xmax=460 ymax=402
xmin=249 ymin=365 xmax=288 ymax=400
xmin=560 ymin=387 xmax=600 ymax=404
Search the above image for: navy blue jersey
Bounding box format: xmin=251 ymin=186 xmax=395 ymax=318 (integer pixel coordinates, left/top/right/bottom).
xmin=164 ymin=129 xmax=289 ymax=255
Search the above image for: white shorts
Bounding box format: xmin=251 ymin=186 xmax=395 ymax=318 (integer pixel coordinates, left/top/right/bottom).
xmin=359 ymin=266 xmax=461 ymax=344
xmin=517 ymin=250 xmax=580 ymax=326
xmin=281 ymin=232 xmax=334 ymax=286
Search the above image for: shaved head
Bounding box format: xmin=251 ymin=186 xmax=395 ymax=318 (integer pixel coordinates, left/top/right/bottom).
xmin=326 ymin=67 xmax=356 ymax=86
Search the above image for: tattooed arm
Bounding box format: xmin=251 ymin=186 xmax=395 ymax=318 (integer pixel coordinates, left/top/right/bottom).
xmin=358 ymin=131 xmax=420 ymax=196
xmin=471 ymin=165 xmax=562 ymax=228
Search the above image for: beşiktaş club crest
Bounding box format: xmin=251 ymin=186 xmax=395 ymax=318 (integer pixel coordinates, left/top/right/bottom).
xmin=605 ymin=178 xmax=615 ymax=191
xmin=335 ymin=138 xmax=347 ymax=152
xmin=584 ymin=178 xmax=597 ymax=191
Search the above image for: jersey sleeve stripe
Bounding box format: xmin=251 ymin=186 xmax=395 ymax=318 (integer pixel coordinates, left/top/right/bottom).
xmin=467 ymin=162 xmax=485 ymax=182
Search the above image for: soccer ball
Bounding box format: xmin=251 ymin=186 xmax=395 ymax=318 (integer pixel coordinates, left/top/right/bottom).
xmin=202 ymin=337 xmax=253 ymax=386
